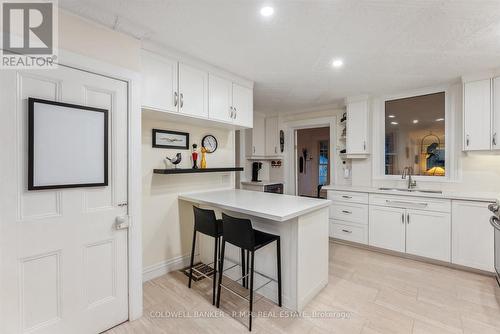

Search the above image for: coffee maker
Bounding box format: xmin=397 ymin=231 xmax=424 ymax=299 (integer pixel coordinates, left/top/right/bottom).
xmin=251 ymin=162 xmax=262 ymax=182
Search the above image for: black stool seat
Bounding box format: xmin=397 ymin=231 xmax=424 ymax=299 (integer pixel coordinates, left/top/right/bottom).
xmin=254 ymin=230 xmax=279 ymax=250
xmin=216 ymin=213 xmax=282 ymax=331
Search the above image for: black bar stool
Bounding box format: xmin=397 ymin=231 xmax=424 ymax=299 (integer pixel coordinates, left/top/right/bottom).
xmin=216 ymin=213 xmax=282 ymax=331
xmin=188 ymin=207 xmax=248 ymax=304
xmin=188 ymin=207 xmax=224 ymax=305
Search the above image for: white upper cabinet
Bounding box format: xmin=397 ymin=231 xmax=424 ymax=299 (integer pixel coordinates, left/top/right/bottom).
xmin=178 ymin=63 xmax=208 ymax=118
xmin=493 ymin=77 xmax=500 ymax=150
xmin=141 ymin=50 xmax=253 ymax=128
xmin=346 ymin=99 xmax=369 ymax=156
xmin=245 ymin=113 xmax=265 ymax=156
xmin=208 ymin=74 xmax=233 ymax=123
xmin=265 ymin=116 xmax=280 ymax=156
xmin=232 ymin=83 xmax=253 ymax=128
xmin=141 ymin=50 xmax=178 ymax=112
xmin=463 ymin=79 xmax=491 ymax=151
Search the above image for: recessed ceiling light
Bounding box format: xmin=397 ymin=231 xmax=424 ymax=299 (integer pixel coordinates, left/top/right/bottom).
xmin=260 ymin=6 xmax=274 ymax=17
xmin=435 ymin=118 xmax=444 ymax=122
xmin=332 ymin=59 xmax=343 ymax=68
xmin=412 ymin=119 xmax=419 ymax=124
xmin=391 ymin=121 xmax=398 ymax=125
xmin=388 ymin=115 xmax=395 ymax=118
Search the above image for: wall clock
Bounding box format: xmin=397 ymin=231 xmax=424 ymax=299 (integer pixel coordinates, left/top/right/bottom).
xmin=202 ymin=135 xmax=218 ymax=153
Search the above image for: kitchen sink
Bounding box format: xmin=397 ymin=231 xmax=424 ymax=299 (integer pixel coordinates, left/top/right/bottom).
xmin=378 ymin=187 xmax=442 ymax=194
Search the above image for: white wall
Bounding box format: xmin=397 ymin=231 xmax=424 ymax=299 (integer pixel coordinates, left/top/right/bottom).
xmin=142 ymin=117 xmax=235 ymax=275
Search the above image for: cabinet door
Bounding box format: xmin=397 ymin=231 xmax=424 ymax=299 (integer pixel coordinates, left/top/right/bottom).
xmin=369 ymin=206 xmax=405 ymax=252
xmin=346 ymin=100 xmax=369 ymax=154
xmin=493 ymin=77 xmax=500 ymax=150
xmin=178 ymin=63 xmax=208 ymax=118
xmin=406 ymin=210 xmax=451 ymax=262
xmin=463 ymin=79 xmax=491 ymax=151
xmin=451 ymin=201 xmax=494 ymax=271
xmin=208 ymin=74 xmax=233 ymax=123
xmin=141 ymin=50 xmax=178 ymax=112
xmin=245 ymin=114 xmax=265 ymax=156
xmin=265 ymin=116 xmax=279 ymax=156
xmin=232 ymin=83 xmax=253 ymax=128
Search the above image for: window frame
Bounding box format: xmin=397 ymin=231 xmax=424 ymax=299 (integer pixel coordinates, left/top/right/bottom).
xmin=373 ymin=85 xmax=456 ymax=182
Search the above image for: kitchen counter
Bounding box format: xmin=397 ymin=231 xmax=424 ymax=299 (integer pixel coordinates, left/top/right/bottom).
xmin=179 ymin=189 xmax=329 ymax=222
xmin=322 ymin=185 xmax=498 ymax=202
xmin=179 ymin=189 xmax=330 ymax=311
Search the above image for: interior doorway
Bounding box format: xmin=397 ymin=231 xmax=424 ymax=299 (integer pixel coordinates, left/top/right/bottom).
xmin=295 ymin=127 xmax=330 ymax=198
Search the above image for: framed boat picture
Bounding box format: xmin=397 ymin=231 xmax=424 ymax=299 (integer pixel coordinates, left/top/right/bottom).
xmin=152 ymin=129 xmax=189 ymax=149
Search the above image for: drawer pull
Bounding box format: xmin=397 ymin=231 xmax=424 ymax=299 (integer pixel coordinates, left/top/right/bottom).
xmin=341 ymin=210 xmax=352 ymax=214
xmin=386 ymin=200 xmax=428 ymax=208
xmin=341 ymin=229 xmax=352 ymax=234
xmin=342 ymin=195 xmax=352 ymax=199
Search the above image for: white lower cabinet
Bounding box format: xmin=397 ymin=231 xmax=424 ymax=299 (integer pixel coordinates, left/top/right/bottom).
xmin=451 ymin=200 xmax=494 ymax=272
xmin=328 ymin=191 xmax=368 ymax=244
xmin=330 ymin=220 xmax=368 ymax=244
xmin=369 ymin=206 xmax=406 ymax=252
xmin=405 ymin=209 xmax=451 ymax=262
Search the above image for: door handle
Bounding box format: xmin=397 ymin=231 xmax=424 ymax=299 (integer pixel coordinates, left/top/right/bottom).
xmin=493 ymin=133 xmax=497 ymax=146
xmin=174 ymin=92 xmax=178 ymax=107
xmin=341 ymin=229 xmax=352 ymax=234
xmin=115 ymin=216 xmax=130 ymax=230
xmin=341 ymin=195 xmax=352 ymax=199
xmin=401 ymin=213 xmax=405 ymax=224
xmin=233 ymin=107 xmax=237 ymax=119
xmin=341 ymin=210 xmax=352 ymax=214
xmin=229 ymin=106 xmax=234 ymax=119
xmin=180 ymin=93 xmax=184 ymax=108
xmin=466 ymin=134 xmax=470 ymax=147
xmin=407 ymin=213 xmax=410 ymax=224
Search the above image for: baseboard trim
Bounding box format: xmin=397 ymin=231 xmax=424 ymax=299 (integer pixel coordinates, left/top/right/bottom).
xmin=143 ymin=253 xmax=199 ymax=282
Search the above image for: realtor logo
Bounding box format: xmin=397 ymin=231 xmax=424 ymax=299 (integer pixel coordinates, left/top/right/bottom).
xmin=1 ymin=0 xmax=58 ymax=68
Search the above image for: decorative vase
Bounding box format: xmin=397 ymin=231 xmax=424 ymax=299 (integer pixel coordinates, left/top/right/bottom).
xmin=200 ymin=147 xmax=207 ymax=169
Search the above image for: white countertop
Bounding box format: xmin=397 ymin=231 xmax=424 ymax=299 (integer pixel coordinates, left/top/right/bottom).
xmin=240 ymin=180 xmax=284 ymax=186
xmin=179 ymin=189 xmax=331 ymax=222
xmin=322 ymin=185 xmax=499 ymax=202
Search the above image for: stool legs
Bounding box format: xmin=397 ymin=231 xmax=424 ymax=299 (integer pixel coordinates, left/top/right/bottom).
xmin=216 ymin=239 xmax=226 ymax=308
xmin=212 ymin=236 xmax=219 ymax=305
xmin=188 ymin=229 xmax=197 ymax=289
xmin=276 ymin=238 xmax=282 ymax=307
xmin=241 ymin=249 xmax=246 ymax=288
xmin=248 ymin=251 xmax=255 ymax=331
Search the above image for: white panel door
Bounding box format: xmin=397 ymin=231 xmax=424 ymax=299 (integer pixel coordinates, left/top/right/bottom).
xmin=463 ymin=79 xmax=491 ymax=151
xmin=232 ymin=83 xmax=253 ymax=128
xmin=0 ymin=66 xmax=129 ymax=334
xmin=368 ymin=206 xmax=406 ymax=252
xmin=405 ymin=210 xmax=451 ymax=262
xmin=208 ymin=74 xmax=233 ymax=123
xmin=178 ymin=62 xmax=208 ymax=118
xmin=346 ymin=100 xmax=368 ymax=154
xmin=141 ymin=50 xmax=178 ymax=112
xmin=265 ymin=116 xmax=279 ymax=156
xmin=452 ymin=201 xmax=494 ymax=271
xmin=492 ymin=77 xmax=500 ymax=150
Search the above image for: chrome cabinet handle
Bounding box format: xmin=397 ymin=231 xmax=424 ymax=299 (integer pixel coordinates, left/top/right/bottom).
xmin=386 ymin=200 xmax=428 ymax=208
xmin=229 ymin=106 xmax=234 ymax=119
xmin=174 ymin=92 xmax=178 ymax=107
xmin=180 ymin=93 xmax=184 ymax=108
xmin=253 ymin=146 xmax=255 ymax=154
xmin=490 ymin=216 xmax=500 ymax=230
xmin=341 ymin=210 xmax=352 ymax=214
xmin=493 ymin=133 xmax=497 ymax=146
xmin=275 ymin=147 xmax=277 ymax=154
xmin=466 ymin=134 xmax=470 ymax=147
xmin=407 ymin=213 xmax=410 ymax=224
xmin=341 ymin=229 xmax=352 ymax=234
xmin=363 ymin=141 xmax=366 ymax=151
xmin=401 ymin=213 xmax=405 ymax=224
xmin=342 ymin=195 xmax=352 ymax=199
xmin=233 ymin=107 xmax=237 ymax=119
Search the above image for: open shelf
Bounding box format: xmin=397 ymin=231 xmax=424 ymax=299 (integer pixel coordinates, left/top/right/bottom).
xmin=154 ymin=167 xmax=244 ymax=175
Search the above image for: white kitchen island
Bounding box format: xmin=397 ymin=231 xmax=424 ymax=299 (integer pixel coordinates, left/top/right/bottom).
xmin=179 ymin=189 xmax=331 ymax=311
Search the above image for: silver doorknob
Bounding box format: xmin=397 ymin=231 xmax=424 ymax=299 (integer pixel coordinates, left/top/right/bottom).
xmin=115 ymin=216 xmax=130 ymax=230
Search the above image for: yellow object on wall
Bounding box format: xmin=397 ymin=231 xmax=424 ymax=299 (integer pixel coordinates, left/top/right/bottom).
xmin=201 ymin=147 xmax=207 ymax=169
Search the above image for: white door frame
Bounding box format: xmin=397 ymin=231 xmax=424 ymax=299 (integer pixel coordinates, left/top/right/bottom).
xmin=57 ymin=49 xmax=143 ymax=321
xmin=283 ymin=117 xmax=337 ymax=196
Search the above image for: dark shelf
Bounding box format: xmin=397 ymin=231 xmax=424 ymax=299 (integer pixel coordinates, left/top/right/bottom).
xmin=154 ymin=167 xmax=244 ymax=175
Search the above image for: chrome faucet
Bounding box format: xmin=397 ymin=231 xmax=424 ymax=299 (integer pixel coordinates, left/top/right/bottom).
xmin=402 ymin=166 xmax=417 ymax=189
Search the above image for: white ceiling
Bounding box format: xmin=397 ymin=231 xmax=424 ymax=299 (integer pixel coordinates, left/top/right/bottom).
xmin=59 ymin=0 xmax=500 ymax=114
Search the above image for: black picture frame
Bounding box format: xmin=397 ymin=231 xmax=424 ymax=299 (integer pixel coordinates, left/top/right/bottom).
xmin=152 ymin=129 xmax=189 ymax=149
xmin=28 ymin=97 xmax=109 ymax=191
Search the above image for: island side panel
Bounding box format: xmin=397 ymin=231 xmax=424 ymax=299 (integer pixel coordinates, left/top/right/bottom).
xmin=296 ymin=207 xmax=329 ymax=311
